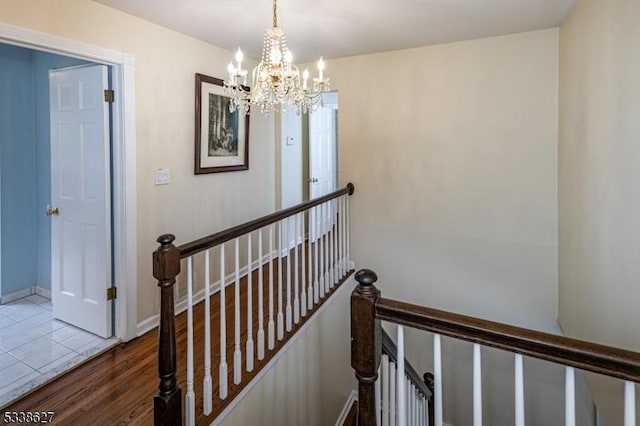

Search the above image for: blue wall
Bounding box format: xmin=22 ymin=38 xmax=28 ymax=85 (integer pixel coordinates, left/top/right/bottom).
xmin=0 ymin=44 xmax=37 ymax=296
xmin=0 ymin=44 xmax=87 ymax=296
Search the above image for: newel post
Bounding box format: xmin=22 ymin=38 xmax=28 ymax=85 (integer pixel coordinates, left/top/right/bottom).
xmin=153 ymin=234 xmax=182 ymax=426
xmin=351 ymin=269 xmax=382 ymax=426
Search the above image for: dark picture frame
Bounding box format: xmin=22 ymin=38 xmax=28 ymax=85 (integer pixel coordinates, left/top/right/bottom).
xmin=194 ymin=73 xmax=249 ymax=174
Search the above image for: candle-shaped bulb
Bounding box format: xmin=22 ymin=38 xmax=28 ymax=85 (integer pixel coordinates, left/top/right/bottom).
xmin=303 ymin=68 xmax=309 ymax=90
xmin=227 ymin=62 xmax=235 ymax=75
xmin=271 ymin=46 xmax=282 ymax=64
xmin=235 ymin=48 xmax=243 ymax=64
xmin=317 ymin=57 xmax=325 ymax=80
xmin=284 ymin=49 xmax=292 ymax=64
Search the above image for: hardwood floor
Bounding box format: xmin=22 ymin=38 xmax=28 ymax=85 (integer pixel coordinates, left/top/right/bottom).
xmin=343 ymin=401 xmax=358 ymax=426
xmin=4 ymin=241 xmax=353 ymax=425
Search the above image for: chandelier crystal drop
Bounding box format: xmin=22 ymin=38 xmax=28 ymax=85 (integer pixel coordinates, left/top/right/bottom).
xmin=224 ymin=0 xmax=329 ymax=115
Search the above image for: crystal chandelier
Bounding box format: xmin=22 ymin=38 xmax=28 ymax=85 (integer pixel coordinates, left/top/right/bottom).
xmin=224 ymin=0 xmax=329 ymax=115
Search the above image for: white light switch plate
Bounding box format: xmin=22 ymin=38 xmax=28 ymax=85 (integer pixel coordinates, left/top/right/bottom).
xmin=155 ymin=168 xmax=170 ymax=185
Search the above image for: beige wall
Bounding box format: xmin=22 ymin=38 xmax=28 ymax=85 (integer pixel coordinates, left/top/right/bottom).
xmin=219 ymin=278 xmax=355 ymax=426
xmin=0 ymin=0 xmax=275 ymax=325
xmin=559 ymin=0 xmax=640 ymax=422
xmin=328 ymin=28 xmax=562 ymax=424
xmin=332 ymin=28 xmax=559 ymax=330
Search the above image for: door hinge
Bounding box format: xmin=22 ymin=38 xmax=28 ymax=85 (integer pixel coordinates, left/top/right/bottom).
xmin=104 ymin=89 xmax=115 ymax=103
xmin=107 ymin=287 xmax=117 ymax=300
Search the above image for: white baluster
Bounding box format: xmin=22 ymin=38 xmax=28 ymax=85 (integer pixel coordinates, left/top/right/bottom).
xmin=246 ymin=232 xmax=254 ymax=372
xmin=324 ymin=202 xmax=330 ymax=294
xmin=411 ymin=382 xmax=416 ymax=426
xmin=305 ymin=210 xmax=313 ymax=311
xmin=341 ymin=195 xmax=346 ymax=275
xmin=390 ymin=361 xmax=397 ymax=426
xmin=346 ymin=193 xmax=351 ymax=268
xmin=340 ymin=196 xmax=345 ymax=277
xmin=515 ymin=354 xmax=525 ymax=426
xmin=293 ymin=213 xmax=300 ymax=324
xmin=285 ymin=217 xmax=292 ymax=332
xmin=203 ymin=250 xmax=212 ymax=415
xmin=565 ymin=367 xmax=575 ymax=426
xmin=319 ymin=205 xmax=325 ymax=299
xmin=624 ymin=381 xmax=636 ymax=426
xmin=301 ymin=211 xmax=309 ymax=316
xmin=329 ymin=201 xmax=335 ymax=287
xmin=331 ymin=200 xmax=340 ymax=284
xmin=407 ymin=380 xmax=412 ymax=425
xmin=434 ymin=334 xmax=443 ymax=426
xmin=277 ymin=221 xmax=284 ymax=340
xmin=314 ymin=206 xmax=321 ymax=301
xmin=382 ymin=354 xmax=390 ymax=426
xmin=186 ymin=257 xmax=195 ymax=426
xmin=219 ymin=245 xmax=228 ymax=399
xmin=397 ymin=326 xmax=406 ymax=426
xmin=335 ymin=197 xmax=341 ymax=279
xmin=257 ymin=229 xmax=265 ymax=360
xmin=233 ymin=238 xmax=242 ymax=385
xmin=267 ymin=225 xmax=275 ymax=350
xmin=473 ymin=343 xmax=482 ymax=426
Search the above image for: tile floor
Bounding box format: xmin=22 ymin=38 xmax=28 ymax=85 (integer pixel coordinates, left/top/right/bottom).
xmin=0 ymin=295 xmax=119 ymax=408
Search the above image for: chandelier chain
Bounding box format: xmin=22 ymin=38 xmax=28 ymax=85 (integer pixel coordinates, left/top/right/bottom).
xmin=273 ymin=0 xmax=278 ymax=28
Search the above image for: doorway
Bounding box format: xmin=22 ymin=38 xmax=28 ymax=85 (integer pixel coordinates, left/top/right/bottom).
xmin=278 ymin=91 xmax=339 ymax=210
xmin=277 ymin=93 xmax=338 ymax=247
xmin=0 ymin=21 xmax=138 ymax=342
xmin=0 ymin=22 xmax=137 ymax=407
xmin=0 ymin=44 xmax=119 ymax=408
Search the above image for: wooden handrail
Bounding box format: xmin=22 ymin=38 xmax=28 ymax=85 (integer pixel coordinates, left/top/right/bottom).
xmin=352 ymin=268 xmax=640 ymax=425
xmin=177 ymin=183 xmax=354 ymax=258
xmin=375 ymin=297 xmax=640 ymax=383
xmin=381 ymin=329 xmax=433 ymax=399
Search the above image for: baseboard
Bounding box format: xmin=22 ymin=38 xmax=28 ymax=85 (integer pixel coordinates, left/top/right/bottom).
xmin=0 ymin=285 xmax=51 ymax=305
xmin=0 ymin=288 xmax=32 ymax=304
xmin=335 ymin=390 xmax=358 ymax=426
xmin=35 ymin=286 xmax=51 ymax=299
xmin=211 ymin=273 xmax=356 ymax=426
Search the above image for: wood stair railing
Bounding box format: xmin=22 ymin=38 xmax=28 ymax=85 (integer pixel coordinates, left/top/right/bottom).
xmin=153 ymin=184 xmax=355 ymax=425
xmin=351 ymin=268 xmax=640 ymax=426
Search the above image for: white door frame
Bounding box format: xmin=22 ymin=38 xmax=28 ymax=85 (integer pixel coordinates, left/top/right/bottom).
xmin=0 ymin=22 xmax=138 ymax=341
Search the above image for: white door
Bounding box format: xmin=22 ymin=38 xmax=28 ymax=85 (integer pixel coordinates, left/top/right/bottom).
xmin=49 ymin=64 xmax=112 ymax=338
xmin=309 ymin=93 xmax=338 ymax=240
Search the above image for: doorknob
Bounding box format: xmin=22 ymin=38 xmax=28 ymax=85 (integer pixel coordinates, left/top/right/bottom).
xmin=46 ymin=205 xmax=60 ymax=216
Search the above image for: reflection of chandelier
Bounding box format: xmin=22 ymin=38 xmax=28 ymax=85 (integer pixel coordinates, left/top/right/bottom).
xmin=224 ymin=0 xmax=329 ymax=115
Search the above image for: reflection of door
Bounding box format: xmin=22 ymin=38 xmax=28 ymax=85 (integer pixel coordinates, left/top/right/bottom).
xmin=49 ymin=64 xmax=112 ymax=338
xmin=309 ymin=93 xmax=338 ymax=240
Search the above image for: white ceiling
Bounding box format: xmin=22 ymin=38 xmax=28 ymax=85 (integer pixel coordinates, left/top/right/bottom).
xmin=94 ymin=0 xmax=574 ymax=63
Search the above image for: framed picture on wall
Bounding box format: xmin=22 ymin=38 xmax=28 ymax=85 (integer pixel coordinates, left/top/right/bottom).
xmin=194 ymin=73 xmax=249 ymax=174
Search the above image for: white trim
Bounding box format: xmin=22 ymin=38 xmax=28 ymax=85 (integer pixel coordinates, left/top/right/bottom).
xmin=211 ymin=273 xmax=356 ymax=426
xmin=335 ymin=390 xmax=358 ymax=426
xmin=0 ymin=22 xmax=138 ymax=341
xmin=0 ymin=285 xmax=52 ymax=304
xmin=34 ymin=286 xmax=51 ymax=299
xmin=0 ymin=288 xmax=33 ymax=305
